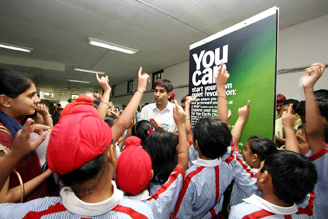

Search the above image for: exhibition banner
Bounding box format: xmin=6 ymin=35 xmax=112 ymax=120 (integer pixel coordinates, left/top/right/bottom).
xmin=189 ymin=7 xmax=278 ymax=150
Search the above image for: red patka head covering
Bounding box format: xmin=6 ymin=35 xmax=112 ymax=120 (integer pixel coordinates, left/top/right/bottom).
xmin=168 ymin=92 xmax=175 ymax=102
xmin=276 ymin=94 xmax=286 ymax=105
xmin=116 ymin=136 xmax=152 ymax=195
xmin=58 ymin=94 xmax=97 ymax=123
xmin=47 ymin=105 xmax=112 ymax=175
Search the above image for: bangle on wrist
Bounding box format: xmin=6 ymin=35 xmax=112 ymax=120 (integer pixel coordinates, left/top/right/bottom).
xmin=101 ymin=100 xmax=109 ymax=106
xmin=43 ymin=115 xmax=52 ymax=119
xmin=178 ymin=152 xmax=189 ymax=155
xmin=136 ymin=88 xmax=144 ymax=94
xmin=218 ymin=95 xmax=227 ymax=99
xmin=186 ymin=118 xmax=190 ymax=120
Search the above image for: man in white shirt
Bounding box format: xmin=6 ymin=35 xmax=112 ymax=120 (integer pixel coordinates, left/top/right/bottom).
xmin=140 ymin=79 xmax=179 ymax=132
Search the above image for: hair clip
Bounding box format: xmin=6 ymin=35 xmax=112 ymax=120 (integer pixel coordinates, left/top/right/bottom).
xmin=147 ymin=129 xmax=154 ymax=135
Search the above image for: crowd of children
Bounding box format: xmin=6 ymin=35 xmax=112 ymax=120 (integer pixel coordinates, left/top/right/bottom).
xmin=0 ymin=63 xmax=326 ymax=218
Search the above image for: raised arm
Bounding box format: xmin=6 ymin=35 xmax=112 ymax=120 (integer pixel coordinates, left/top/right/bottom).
xmin=215 ymin=64 xmax=229 ymax=125
xmin=231 ymin=100 xmax=250 ymax=151
xmin=282 ymin=104 xmax=300 ymax=153
xmin=96 ymin=73 xmax=111 ymax=120
xmin=183 ymin=95 xmax=197 ymax=142
xmin=173 ymin=100 xmax=189 ymax=172
xmin=302 ymin=63 xmax=326 ymax=154
xmin=111 ymin=67 xmax=150 ymax=143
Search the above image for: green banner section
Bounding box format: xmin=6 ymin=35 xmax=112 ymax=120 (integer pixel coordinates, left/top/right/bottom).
xmin=189 ymin=8 xmax=278 ymax=150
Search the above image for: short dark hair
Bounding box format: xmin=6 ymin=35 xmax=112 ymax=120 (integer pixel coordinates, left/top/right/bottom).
xmin=58 ymin=148 xmax=108 ymax=197
xmin=317 ymin=99 xmax=328 ymax=120
xmin=104 ymin=115 xmax=116 ymax=127
xmin=295 ymin=100 xmax=305 ymax=118
xmin=0 ymin=69 xmax=33 ymax=98
xmin=181 ymin=95 xmax=188 ymax=104
xmin=247 ymin=136 xmax=277 ymax=161
xmin=131 ymin=120 xmax=153 ymax=143
xmin=143 ymin=130 xmax=177 ymax=184
xmin=314 ymin=89 xmax=328 ymax=100
xmin=93 ymin=100 xmax=100 ymax=109
xmin=261 ymin=150 xmax=317 ymax=205
xmin=155 ymin=79 xmax=173 ymax=93
xmin=193 ymin=117 xmax=231 ymax=159
xmin=284 ymin=99 xmax=299 ymax=110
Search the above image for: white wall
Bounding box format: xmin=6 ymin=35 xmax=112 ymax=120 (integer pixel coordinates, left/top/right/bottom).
xmin=276 ymin=14 xmax=328 ymax=100
xmin=109 ymin=14 xmax=328 ymax=106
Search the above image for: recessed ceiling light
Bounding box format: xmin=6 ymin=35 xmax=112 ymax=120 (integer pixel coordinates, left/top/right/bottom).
xmin=74 ymin=67 xmax=105 ymax=74
xmin=67 ymin=79 xmax=90 ymax=84
xmin=88 ymin=37 xmax=138 ymax=54
xmin=0 ymin=41 xmax=33 ymax=53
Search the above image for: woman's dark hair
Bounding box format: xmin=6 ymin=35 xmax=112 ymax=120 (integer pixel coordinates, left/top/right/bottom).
xmin=104 ymin=115 xmax=116 ymax=127
xmin=247 ymin=136 xmax=277 ymax=161
xmin=193 ymin=117 xmax=231 ymax=159
xmin=261 ymin=150 xmax=317 ymax=205
xmin=132 ymin=120 xmax=153 ymax=143
xmin=143 ymin=130 xmax=177 ymax=184
xmin=0 ymin=69 xmax=33 ymax=98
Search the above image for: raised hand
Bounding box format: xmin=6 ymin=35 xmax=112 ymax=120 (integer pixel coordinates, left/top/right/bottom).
xmin=11 ymin=118 xmax=49 ymax=159
xmin=173 ymin=100 xmax=187 ymax=127
xmin=185 ymin=95 xmax=198 ymax=106
xmin=96 ymin=73 xmax=111 ymax=93
xmin=137 ymin=67 xmax=150 ymax=93
xmin=238 ymin=100 xmax=250 ymax=121
xmin=281 ymin=104 xmax=296 ymax=129
xmin=215 ymin=63 xmax=230 ymax=87
xmin=302 ymin=63 xmax=326 ymax=89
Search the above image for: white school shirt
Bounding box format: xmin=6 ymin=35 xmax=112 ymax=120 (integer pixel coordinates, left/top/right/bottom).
xmin=229 ymin=194 xmax=315 ymax=219
xmin=145 ymin=166 xmax=184 ymax=219
xmin=140 ymin=102 xmax=179 ymax=132
xmin=307 ymin=142 xmax=328 ymax=219
xmin=0 ymin=181 xmax=154 ymax=219
xmin=172 ymin=143 xmax=236 ymax=219
xmin=230 ymin=150 xmax=260 ymax=206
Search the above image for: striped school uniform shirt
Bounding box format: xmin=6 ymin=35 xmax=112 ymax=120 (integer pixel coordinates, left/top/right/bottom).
xmin=230 ymin=150 xmax=260 ymax=207
xmin=0 ymin=181 xmax=154 ymax=219
xmin=307 ymin=142 xmax=328 ymax=219
xmin=171 ymin=143 xmax=236 ymax=218
xmin=229 ymin=193 xmax=315 ymax=219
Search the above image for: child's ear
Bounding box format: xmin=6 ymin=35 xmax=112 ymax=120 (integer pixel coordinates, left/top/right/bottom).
xmin=107 ymin=144 xmax=117 ymax=165
xmin=252 ymin=154 xmax=258 ymax=163
xmin=259 ymin=170 xmax=269 ymax=183
xmin=150 ymin=169 xmax=154 ymax=180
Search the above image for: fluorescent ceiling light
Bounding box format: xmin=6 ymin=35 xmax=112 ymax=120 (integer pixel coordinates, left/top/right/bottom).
xmin=88 ymin=37 xmax=138 ymax=54
xmin=67 ymin=79 xmax=90 ymax=84
xmin=74 ymin=67 xmax=105 ymax=74
xmin=0 ymin=42 xmax=33 ymax=53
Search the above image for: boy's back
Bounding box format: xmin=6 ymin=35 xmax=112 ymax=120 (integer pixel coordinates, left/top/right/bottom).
xmin=172 ymin=143 xmax=235 ymax=218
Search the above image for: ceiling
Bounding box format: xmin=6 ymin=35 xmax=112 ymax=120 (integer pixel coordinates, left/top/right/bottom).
xmin=0 ymin=0 xmax=328 ymax=91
